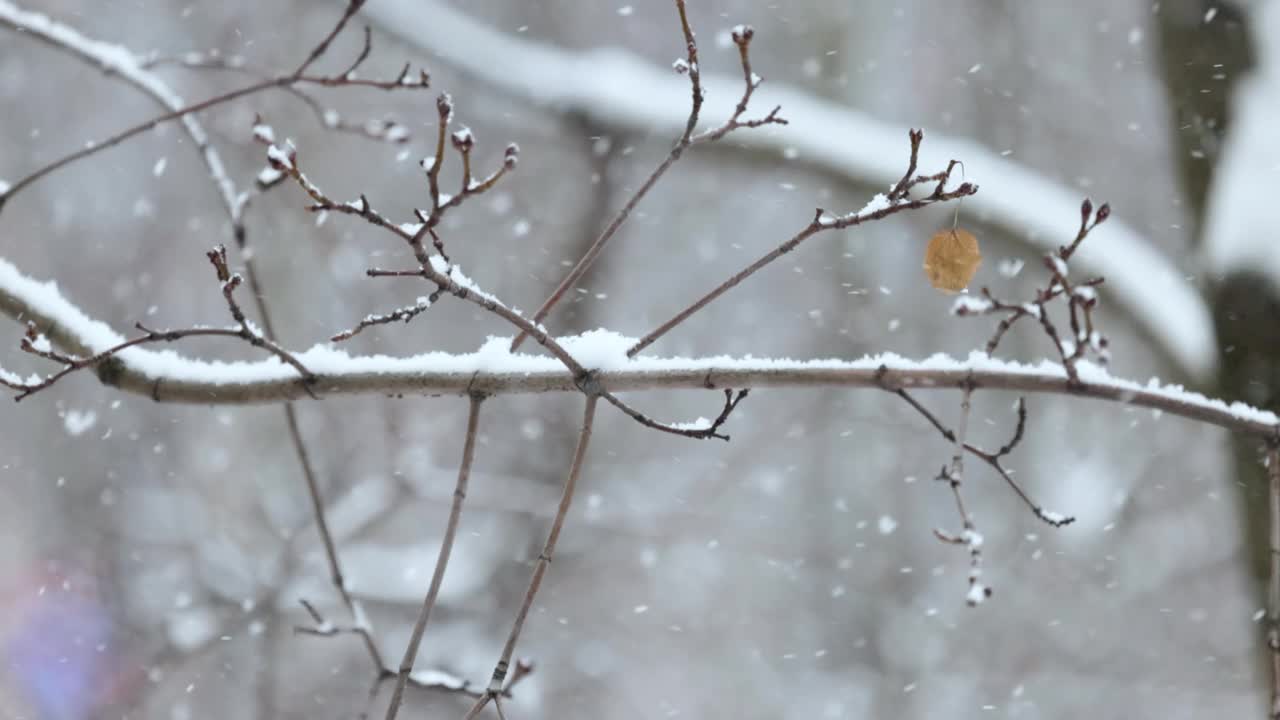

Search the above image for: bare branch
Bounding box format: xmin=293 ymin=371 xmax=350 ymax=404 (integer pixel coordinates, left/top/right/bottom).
xmin=1 ymin=247 xmax=315 ymax=400
xmin=384 ymin=395 xmax=484 ymax=720
xmin=331 ymin=297 xmax=433 ymax=342
xmin=0 ymin=0 xmax=248 ymax=236
xmin=0 ymin=0 xmax=427 ymax=212
xmin=600 ymin=388 xmax=748 ymax=441
xmin=294 ymin=0 xmax=367 ymax=76
xmin=468 ymin=396 xmax=598 ymax=718
xmin=954 ymin=198 xmax=1113 ymax=386
xmin=1 ymin=262 xmax=1272 ymax=434
xmin=509 ymin=1 xmax=786 ymax=352
xmin=141 ymin=53 xmax=417 ymax=144
xmin=627 ymin=131 xmax=976 ymax=356
xmin=876 ymin=374 xmax=1076 ymax=529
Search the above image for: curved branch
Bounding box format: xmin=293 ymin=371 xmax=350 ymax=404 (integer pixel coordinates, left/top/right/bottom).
xmin=0 ymin=258 xmax=1271 ymax=437
xmin=0 ymin=0 xmax=243 ymax=229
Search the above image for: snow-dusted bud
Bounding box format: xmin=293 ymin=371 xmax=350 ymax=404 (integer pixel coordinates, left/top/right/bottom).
xmin=251 ymin=114 xmax=275 ymax=145
xmin=731 ymin=24 xmax=754 ymax=45
xmin=504 ymin=143 xmax=520 ymax=170
xmin=451 ymin=127 xmax=474 ymax=153
xmin=436 ymin=93 xmax=454 ymax=123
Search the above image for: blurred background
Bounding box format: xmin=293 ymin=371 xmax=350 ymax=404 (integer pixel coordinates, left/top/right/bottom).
xmin=0 ymin=0 xmax=1271 ymax=717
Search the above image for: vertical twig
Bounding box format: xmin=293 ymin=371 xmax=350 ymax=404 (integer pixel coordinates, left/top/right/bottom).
xmin=949 ymin=382 xmax=973 ymax=490
xmin=465 ymin=396 xmax=599 ymax=719
xmin=507 ymin=0 xmax=702 ymax=353
xmin=384 ymin=394 xmax=485 ymax=720
xmin=291 ymin=356 xmax=383 ymax=668
xmin=1268 ymin=441 xmax=1280 ymax=719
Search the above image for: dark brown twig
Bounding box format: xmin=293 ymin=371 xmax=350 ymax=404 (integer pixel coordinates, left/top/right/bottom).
xmin=887 ymin=129 xmax=924 ymax=202
xmin=953 ymin=198 xmax=1112 ymax=386
xmin=331 ymin=297 xmax=433 ymax=342
xmin=294 ymin=0 xmax=367 ymax=76
xmin=600 ymin=388 xmax=748 ymax=441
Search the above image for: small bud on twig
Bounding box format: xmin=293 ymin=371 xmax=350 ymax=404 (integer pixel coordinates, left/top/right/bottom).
xmin=451 ymin=127 xmax=475 ymax=153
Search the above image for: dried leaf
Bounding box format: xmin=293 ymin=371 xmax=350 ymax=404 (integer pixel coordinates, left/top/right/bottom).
xmin=924 ymin=227 xmax=982 ymax=293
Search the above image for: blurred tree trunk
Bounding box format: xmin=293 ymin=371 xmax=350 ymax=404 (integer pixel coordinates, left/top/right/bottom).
xmin=1156 ymin=0 xmax=1268 ymax=659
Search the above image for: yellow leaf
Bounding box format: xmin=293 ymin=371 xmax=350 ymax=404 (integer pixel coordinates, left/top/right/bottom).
xmin=923 ymin=227 xmax=982 ymax=293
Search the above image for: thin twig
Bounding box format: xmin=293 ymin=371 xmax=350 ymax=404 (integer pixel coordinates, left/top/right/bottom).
xmin=384 ymin=395 xmax=485 ymax=720
xmin=627 ymin=138 xmax=976 ymax=356
xmin=263 ymin=142 xmax=584 ymax=377
xmin=600 ymin=388 xmax=748 ymax=441
xmin=874 ymin=367 xmax=1072 ymax=528
xmin=4 ymin=247 xmax=316 ymax=400
xmin=954 ymin=198 xmax=1113 ymax=384
xmin=140 ymin=52 xmax=416 ymax=144
xmin=0 ymin=0 xmax=427 ymax=211
xmin=508 ymin=2 xmax=786 ymax=352
xmin=466 ymin=396 xmax=599 ymax=718
xmin=294 ymin=0 xmax=367 ymax=76
xmin=0 ymin=0 xmax=246 ymax=236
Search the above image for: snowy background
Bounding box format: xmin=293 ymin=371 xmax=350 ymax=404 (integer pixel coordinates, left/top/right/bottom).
xmin=0 ymin=1 xmax=1270 ymax=718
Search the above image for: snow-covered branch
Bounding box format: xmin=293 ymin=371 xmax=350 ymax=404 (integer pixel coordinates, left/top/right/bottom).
xmin=0 ymin=0 xmax=243 ymax=227
xmin=348 ymin=0 xmax=1217 ymax=382
xmin=0 ymin=0 xmax=430 ymax=216
xmin=0 ymin=257 xmax=1272 ymax=437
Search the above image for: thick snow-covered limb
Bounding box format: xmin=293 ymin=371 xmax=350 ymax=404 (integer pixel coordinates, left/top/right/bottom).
xmin=0 ymin=257 xmax=1271 ymax=437
xmin=0 ymin=0 xmax=244 ymax=225
xmin=347 ymin=0 xmax=1216 ymax=382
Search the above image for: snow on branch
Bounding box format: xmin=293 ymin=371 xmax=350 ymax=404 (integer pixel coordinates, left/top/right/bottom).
xmin=0 ymin=0 xmax=431 ymax=219
xmin=0 ymin=256 xmax=1272 ymax=437
xmin=348 ymin=0 xmax=1217 ymax=381
xmin=0 ymin=0 xmax=242 ymax=227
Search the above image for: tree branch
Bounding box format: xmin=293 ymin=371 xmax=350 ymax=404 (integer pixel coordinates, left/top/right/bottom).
xmin=384 ymin=394 xmax=484 ymax=720
xmin=508 ymin=2 xmax=785 ymax=351
xmin=0 ymin=259 xmax=1269 ymax=435
xmin=0 ymin=0 xmax=428 ymax=212
xmin=350 ymin=0 xmax=1217 ymax=380
xmin=467 ymin=395 xmax=598 ymax=718
xmin=626 ymin=137 xmax=975 ymax=356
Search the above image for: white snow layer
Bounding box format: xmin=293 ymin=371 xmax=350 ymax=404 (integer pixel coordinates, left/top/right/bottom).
xmin=346 ymin=0 xmax=1217 ymax=381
